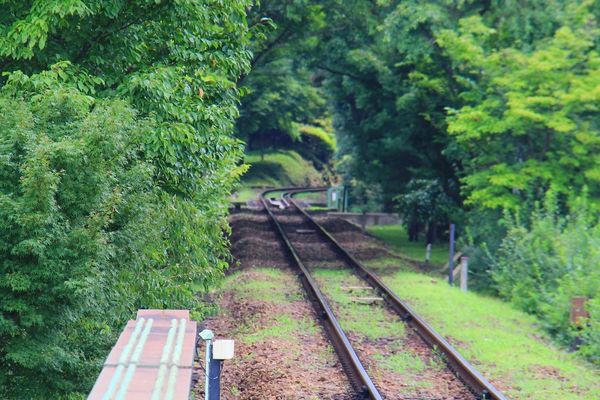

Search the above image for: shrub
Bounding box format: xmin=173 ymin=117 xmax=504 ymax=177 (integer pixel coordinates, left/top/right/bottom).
xmin=395 ymin=179 xmax=462 ymax=244
xmin=296 ymin=120 xmax=337 ymax=163
xmin=490 ymin=192 xmax=600 ymax=364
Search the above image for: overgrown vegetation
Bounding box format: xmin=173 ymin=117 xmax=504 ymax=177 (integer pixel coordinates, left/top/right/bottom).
xmin=491 ymin=193 xmax=600 ymax=364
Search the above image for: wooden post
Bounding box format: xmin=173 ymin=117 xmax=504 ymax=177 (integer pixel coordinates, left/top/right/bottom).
xmin=570 ymin=297 xmax=589 ymax=326
xmin=425 ymin=243 xmax=432 ymax=264
xmin=448 ymin=223 xmax=455 ymax=284
xmin=460 ymin=256 xmax=468 ymax=292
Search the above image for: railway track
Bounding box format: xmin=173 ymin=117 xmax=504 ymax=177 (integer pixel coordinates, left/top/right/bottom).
xmin=260 ymin=188 xmax=507 ymax=400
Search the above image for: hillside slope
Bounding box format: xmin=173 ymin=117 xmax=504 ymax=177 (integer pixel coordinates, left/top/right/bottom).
xmin=233 ymin=150 xmax=326 ymax=202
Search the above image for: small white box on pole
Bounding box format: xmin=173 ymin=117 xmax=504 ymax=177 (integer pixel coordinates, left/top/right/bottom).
xmin=212 ymin=339 xmax=235 ymax=360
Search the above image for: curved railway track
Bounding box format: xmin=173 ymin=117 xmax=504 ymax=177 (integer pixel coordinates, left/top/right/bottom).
xmin=260 ymin=187 xmax=507 ymax=400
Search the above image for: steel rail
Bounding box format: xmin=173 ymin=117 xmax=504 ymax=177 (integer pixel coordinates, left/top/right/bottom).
xmin=285 ymin=188 xmax=508 ymax=400
xmin=260 ymin=188 xmax=383 ymax=400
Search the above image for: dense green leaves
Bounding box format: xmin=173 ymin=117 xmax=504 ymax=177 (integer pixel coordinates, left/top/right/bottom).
xmin=0 ymin=1 xmax=252 ymax=398
xmin=440 ymin=10 xmax=600 ymax=209
xmin=0 ymin=85 xmax=156 ymax=397
xmin=236 ymin=1 xmax=332 ymax=163
xmin=395 ymin=179 xmax=461 ymax=243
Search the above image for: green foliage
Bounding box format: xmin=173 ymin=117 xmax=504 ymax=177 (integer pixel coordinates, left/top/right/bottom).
xmin=317 ymin=0 xmax=478 ymax=209
xmin=439 ymin=8 xmax=600 ymax=210
xmin=0 ymin=1 xmax=252 ymax=398
xmin=394 ymin=179 xmax=461 ymax=243
xmin=297 ymin=121 xmax=336 ymax=152
xmin=346 ymin=180 xmax=384 ymax=213
xmin=491 ymin=191 xmax=600 ymax=364
xmin=0 ymin=86 xmax=151 ymax=397
xmin=294 ymin=119 xmax=337 ymax=164
xmin=237 ymin=1 xmax=331 ymax=162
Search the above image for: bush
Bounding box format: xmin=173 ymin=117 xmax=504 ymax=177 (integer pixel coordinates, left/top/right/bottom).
xmin=490 ymin=192 xmax=600 ymax=364
xmin=395 ymin=179 xmax=462 ymax=244
xmin=0 ymin=75 xmax=231 ymax=398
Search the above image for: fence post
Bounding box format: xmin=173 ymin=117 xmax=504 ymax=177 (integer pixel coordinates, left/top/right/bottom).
xmin=460 ymin=256 xmax=468 ymax=292
xmin=360 ymin=210 xmax=367 ymax=233
xmin=448 ymin=223 xmax=455 ymax=285
xmin=425 ymin=243 xmax=432 ymax=264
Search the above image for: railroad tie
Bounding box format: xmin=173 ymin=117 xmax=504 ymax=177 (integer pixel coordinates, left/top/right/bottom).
xmin=350 ymin=297 xmax=384 ymax=304
xmin=295 ymin=229 xmax=316 ymax=234
xmin=341 ymin=286 xmax=373 ymax=291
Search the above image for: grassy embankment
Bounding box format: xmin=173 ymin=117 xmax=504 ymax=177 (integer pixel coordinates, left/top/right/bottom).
xmin=364 ymin=228 xmax=599 ymax=399
xmin=368 ymin=225 xmax=448 ymax=266
xmin=232 ymin=150 xmax=323 ymax=202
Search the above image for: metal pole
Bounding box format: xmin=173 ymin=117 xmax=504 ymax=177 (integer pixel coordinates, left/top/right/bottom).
xmin=208 ymin=357 xmax=222 ymax=399
xmin=448 ymin=224 xmax=455 ymax=285
xmin=199 ymin=329 xmax=214 ymax=400
xmin=460 ymin=256 xmax=468 ymax=292
xmin=343 ymin=186 xmax=348 ymax=212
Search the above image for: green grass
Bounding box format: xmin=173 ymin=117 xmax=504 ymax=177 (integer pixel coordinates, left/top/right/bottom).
xmin=231 ymin=187 xmax=260 ymax=202
xmin=223 ymin=268 xmax=300 ymax=304
xmin=368 ymin=224 xmax=449 ymax=266
xmin=242 ymin=150 xmax=323 ymax=187
xmin=244 ymin=314 xmax=317 ymax=345
xmin=312 ymin=269 xmax=405 ymax=340
xmin=218 ymin=268 xmax=319 ymax=347
xmin=293 ymin=191 xmax=326 ymax=202
xmin=382 ymin=270 xmax=600 ymax=399
xmin=373 ymin=351 xmax=431 ymax=374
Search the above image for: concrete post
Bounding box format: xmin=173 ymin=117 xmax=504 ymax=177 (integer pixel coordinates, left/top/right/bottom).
xmin=460 ymin=256 xmax=468 ymax=292
xmin=448 ymin=224 xmax=456 ymax=284
xmin=425 ymin=243 xmax=432 ymax=263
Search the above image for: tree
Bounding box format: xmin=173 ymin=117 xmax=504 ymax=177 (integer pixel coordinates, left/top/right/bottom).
xmin=236 ymin=1 xmax=331 ymax=161
xmin=439 ymin=8 xmax=600 ymax=210
xmin=0 ymin=1 xmax=252 ymax=397
xmin=395 ymin=179 xmax=460 ymax=244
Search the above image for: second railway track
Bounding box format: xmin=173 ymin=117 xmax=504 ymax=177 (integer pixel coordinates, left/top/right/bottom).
xmin=260 ymin=188 xmax=507 ymax=400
